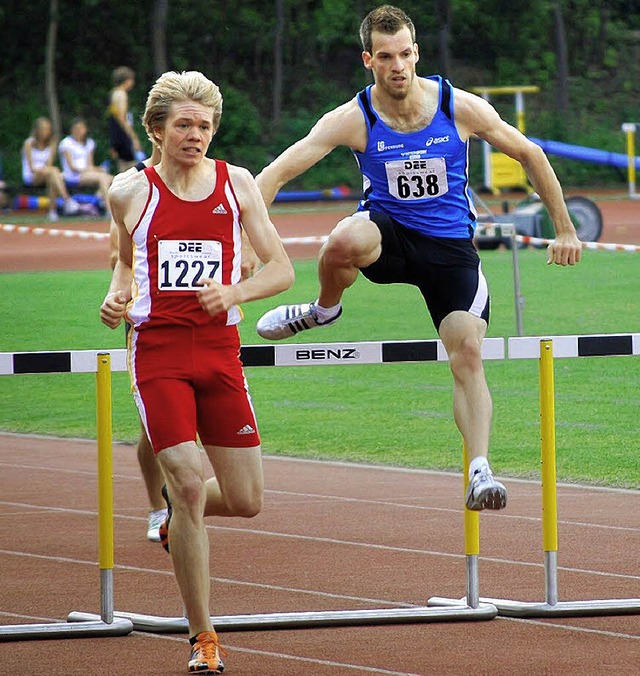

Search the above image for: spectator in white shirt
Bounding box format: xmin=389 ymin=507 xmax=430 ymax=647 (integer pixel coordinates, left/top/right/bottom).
xmin=59 ymin=117 xmax=113 ymax=206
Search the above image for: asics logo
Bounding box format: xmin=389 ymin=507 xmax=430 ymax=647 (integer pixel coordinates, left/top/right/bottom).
xmin=425 ymin=135 xmax=449 ymax=146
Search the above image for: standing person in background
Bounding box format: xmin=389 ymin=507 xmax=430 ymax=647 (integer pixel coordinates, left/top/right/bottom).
xmin=108 ymin=66 xmax=143 ymax=173
xmin=22 ymin=117 xmax=80 ymax=221
xmin=107 ymin=145 xmax=167 ymax=542
xmin=255 ymin=5 xmax=582 ymax=512
xmin=100 ymin=70 xmax=294 ymax=674
xmin=59 ymin=117 xmax=113 ymax=207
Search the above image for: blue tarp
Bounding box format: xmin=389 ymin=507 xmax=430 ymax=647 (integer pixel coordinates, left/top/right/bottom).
xmin=529 ymin=137 xmax=640 ymax=170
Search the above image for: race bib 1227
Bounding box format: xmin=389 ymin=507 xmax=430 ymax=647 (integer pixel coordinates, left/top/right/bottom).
xmin=157 ymin=239 xmax=222 ymax=291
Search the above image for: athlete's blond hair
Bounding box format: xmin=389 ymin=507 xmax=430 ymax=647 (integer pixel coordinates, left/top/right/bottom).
xmin=143 ymin=71 xmax=223 ymax=148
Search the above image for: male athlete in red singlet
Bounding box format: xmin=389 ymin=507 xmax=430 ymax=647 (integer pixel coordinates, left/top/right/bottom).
xmin=100 ymin=71 xmax=293 ymax=675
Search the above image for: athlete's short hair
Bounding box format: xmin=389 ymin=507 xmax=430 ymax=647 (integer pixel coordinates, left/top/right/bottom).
xmin=359 ymin=5 xmax=416 ymax=54
xmin=112 ymin=66 xmax=135 ymax=86
xmin=143 ymin=71 xmax=223 ymax=148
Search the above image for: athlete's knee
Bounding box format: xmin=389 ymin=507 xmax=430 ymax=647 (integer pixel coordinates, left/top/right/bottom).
xmin=321 ymin=216 xmax=378 ymax=267
xmin=166 ymin=469 xmax=206 ymax=517
xmin=448 ymin=335 xmax=484 ymax=378
xmin=225 ymin=486 xmax=263 ymax=518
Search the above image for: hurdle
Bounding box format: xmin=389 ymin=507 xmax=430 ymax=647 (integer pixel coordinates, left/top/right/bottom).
xmin=428 ymin=336 xmax=640 ymax=618
xmin=0 ymin=354 xmax=133 ymax=641
xmin=57 ymin=339 xmax=501 ymax=631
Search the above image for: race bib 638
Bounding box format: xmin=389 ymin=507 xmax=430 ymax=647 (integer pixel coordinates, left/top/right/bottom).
xmin=385 ymin=157 xmax=449 ymax=201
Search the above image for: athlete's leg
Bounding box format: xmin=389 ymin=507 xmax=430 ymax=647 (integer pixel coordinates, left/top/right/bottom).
xmin=137 ymin=420 xmax=166 ymax=511
xmin=202 ymin=445 xmax=263 ymax=518
xmin=156 ymin=440 xmax=213 ymax=637
xmin=438 ymin=310 xmax=491 ymax=461
xmin=317 ymin=214 xmax=382 ymax=308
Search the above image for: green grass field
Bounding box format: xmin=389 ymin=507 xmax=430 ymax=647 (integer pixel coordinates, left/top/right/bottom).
xmin=0 ymin=248 xmax=638 ymax=487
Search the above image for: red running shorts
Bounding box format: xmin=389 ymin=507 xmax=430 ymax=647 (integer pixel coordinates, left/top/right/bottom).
xmin=128 ymin=324 xmax=261 ymax=453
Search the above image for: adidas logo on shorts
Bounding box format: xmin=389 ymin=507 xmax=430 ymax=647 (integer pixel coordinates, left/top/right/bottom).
xmin=237 ymin=424 xmax=256 ymax=435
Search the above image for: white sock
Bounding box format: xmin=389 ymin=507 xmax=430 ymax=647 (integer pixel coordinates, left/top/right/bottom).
xmin=469 ymin=455 xmax=490 ymax=479
xmin=313 ymin=300 xmax=341 ymax=322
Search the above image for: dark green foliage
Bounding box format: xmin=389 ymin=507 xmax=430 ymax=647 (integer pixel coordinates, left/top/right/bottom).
xmin=0 ymin=1 xmax=638 ymax=189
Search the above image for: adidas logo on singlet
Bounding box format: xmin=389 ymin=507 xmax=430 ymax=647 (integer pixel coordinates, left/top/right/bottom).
xmin=212 ymin=203 xmax=228 ymax=214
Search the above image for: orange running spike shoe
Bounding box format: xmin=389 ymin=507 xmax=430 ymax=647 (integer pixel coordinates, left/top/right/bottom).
xmin=188 ymin=631 xmax=227 ymax=674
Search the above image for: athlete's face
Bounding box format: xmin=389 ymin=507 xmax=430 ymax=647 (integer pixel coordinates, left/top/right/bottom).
xmin=362 ymin=27 xmax=419 ymax=100
xmin=154 ymin=100 xmax=215 ymax=166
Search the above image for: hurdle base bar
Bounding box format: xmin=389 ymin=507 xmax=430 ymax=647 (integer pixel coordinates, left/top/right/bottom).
xmin=0 ymin=618 xmax=133 ymax=642
xmin=427 ymin=596 xmax=640 ymax=618
xmin=68 ymin=604 xmax=497 ymax=633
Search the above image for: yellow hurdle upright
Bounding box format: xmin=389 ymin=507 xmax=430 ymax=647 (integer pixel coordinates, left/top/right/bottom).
xmin=463 ymin=443 xmax=480 ymax=607
xmin=539 ymin=339 xmax=559 ymax=605
xmin=96 ymin=353 xmax=115 ymax=622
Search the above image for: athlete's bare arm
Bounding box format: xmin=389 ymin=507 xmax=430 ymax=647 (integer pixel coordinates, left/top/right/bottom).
xmin=196 ymin=165 xmax=294 ymax=317
xmin=256 ymin=99 xmax=367 ymax=206
xmin=100 ymin=172 xmax=148 ymax=328
xmin=454 ymin=89 xmax=581 ymax=266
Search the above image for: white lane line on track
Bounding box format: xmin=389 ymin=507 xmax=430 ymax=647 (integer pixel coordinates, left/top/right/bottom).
xmin=1 ymin=432 xmax=638 ymax=495
xmin=498 ymin=615 xmax=640 ymax=641
xmin=142 ymin=632 xmax=426 ymax=676
xmin=1 ymin=504 xmax=639 ymax=583
xmin=0 ymin=461 xmax=637 ymax=534
xmin=0 ymin=549 xmax=413 ymax=607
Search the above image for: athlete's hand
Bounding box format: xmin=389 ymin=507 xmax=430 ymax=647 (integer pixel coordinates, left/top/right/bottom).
xmin=100 ymin=291 xmax=129 ymax=329
xmin=546 ymin=232 xmax=582 ymax=266
xmin=197 ymin=278 xmax=236 ymax=317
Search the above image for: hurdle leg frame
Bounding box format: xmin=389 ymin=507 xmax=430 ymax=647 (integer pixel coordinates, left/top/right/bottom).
xmin=429 ymin=339 xmax=640 ymax=618
xmin=69 ymin=441 xmax=497 ymax=632
xmin=0 ymin=355 xmax=133 ymax=641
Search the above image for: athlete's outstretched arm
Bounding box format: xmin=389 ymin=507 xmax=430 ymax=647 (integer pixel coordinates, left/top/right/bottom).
xmin=455 ymin=90 xmax=581 ymax=266
xmin=256 ymin=100 xmax=366 ymax=207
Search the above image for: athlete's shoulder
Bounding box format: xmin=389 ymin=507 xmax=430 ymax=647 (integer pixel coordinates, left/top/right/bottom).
xmin=309 ymin=97 xmax=366 ymax=150
xmin=109 ymin=165 xmax=149 ymax=205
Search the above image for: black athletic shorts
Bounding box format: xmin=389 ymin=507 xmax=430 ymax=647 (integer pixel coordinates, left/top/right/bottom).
xmin=109 ymin=118 xmax=135 ymax=162
xmin=359 ymin=210 xmax=490 ymax=331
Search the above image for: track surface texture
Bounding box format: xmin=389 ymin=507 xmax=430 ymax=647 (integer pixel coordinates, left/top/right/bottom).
xmin=1 ymin=192 xmax=639 ymax=674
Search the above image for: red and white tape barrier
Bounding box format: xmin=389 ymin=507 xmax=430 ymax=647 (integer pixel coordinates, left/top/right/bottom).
xmin=1 ymin=222 xmax=639 ymax=253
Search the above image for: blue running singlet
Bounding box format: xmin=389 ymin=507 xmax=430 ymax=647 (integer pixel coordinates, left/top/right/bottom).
xmin=353 ymin=75 xmax=477 ymax=239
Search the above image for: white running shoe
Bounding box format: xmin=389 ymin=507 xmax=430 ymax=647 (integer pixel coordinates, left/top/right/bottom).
xmin=146 ymin=508 xmax=168 ymax=542
xmin=62 ymin=197 xmax=81 ymax=216
xmin=465 ymin=469 xmax=507 ymax=511
xmin=256 ymin=301 xmax=342 ymax=340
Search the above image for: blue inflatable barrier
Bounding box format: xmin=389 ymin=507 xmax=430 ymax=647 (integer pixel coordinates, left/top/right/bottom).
xmin=274 ymin=186 xmax=358 ymax=202
xmin=529 ymin=137 xmax=640 ymax=170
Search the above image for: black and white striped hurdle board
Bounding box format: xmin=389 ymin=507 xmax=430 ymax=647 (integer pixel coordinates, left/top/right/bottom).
xmin=0 ymin=335 xmax=638 ymax=375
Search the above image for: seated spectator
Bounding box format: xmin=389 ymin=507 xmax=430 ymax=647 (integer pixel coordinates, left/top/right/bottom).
xmin=59 ymin=117 xmax=113 ymax=207
xmin=108 ymin=66 xmax=142 ymax=173
xmin=22 ymin=117 xmax=80 ymax=221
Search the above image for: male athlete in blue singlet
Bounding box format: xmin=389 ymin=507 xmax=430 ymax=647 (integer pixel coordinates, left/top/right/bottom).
xmin=256 ymin=5 xmax=582 ymax=511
